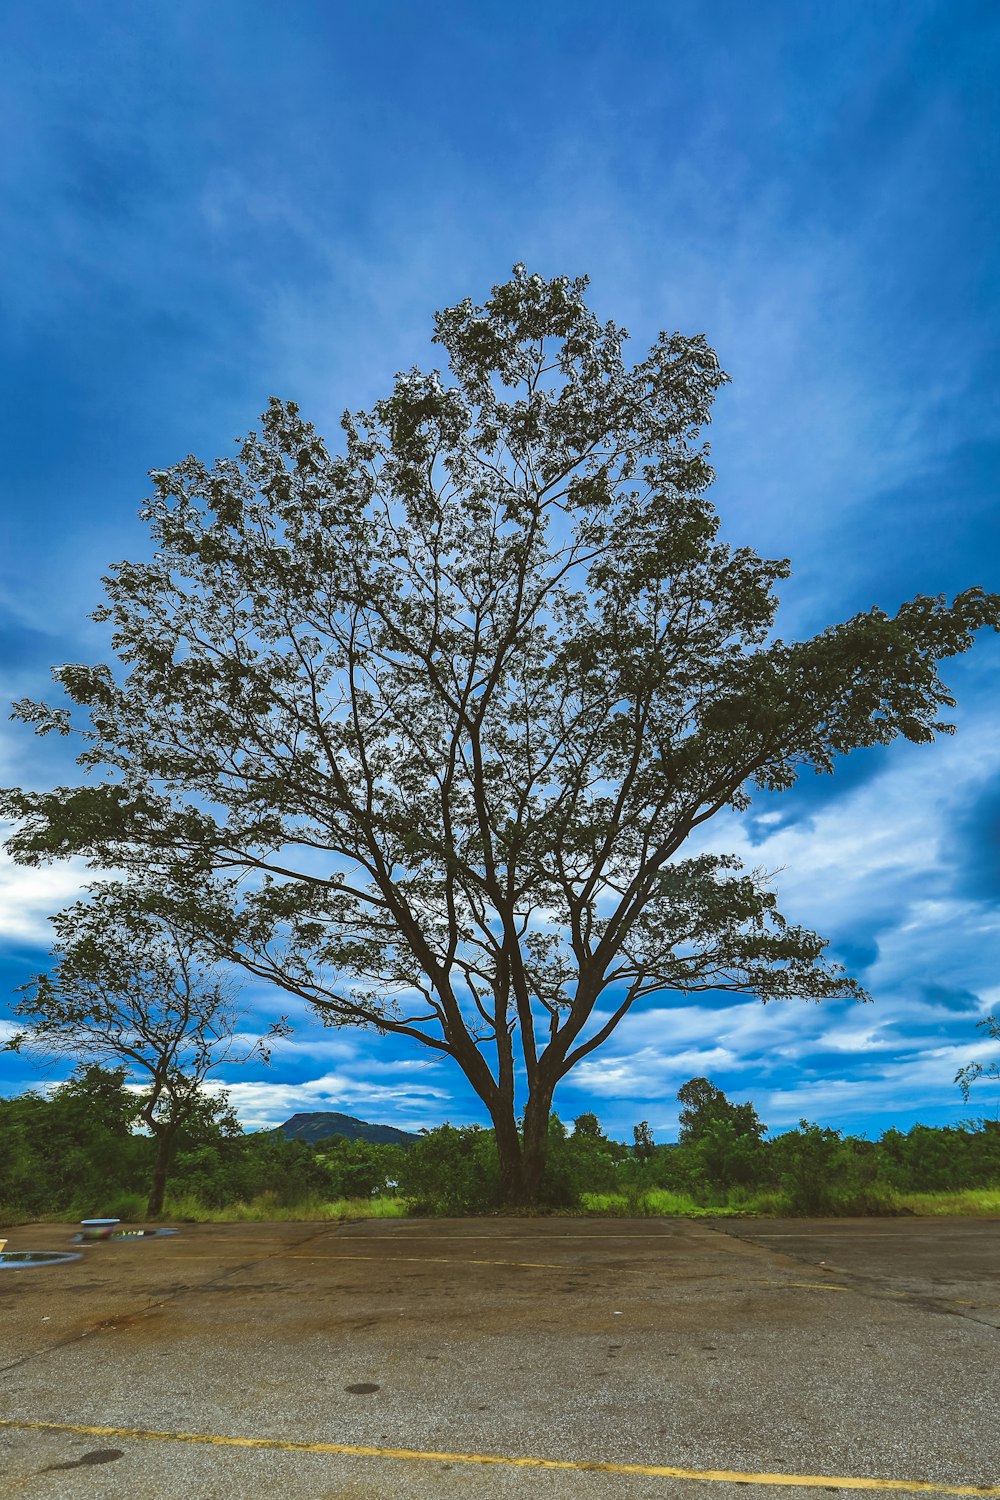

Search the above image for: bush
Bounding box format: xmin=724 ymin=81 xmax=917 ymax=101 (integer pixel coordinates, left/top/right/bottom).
xmin=314 ymin=1136 xmax=406 ymax=1199
xmin=771 ymin=1121 xmax=845 ymax=1215
xmin=0 ymin=1067 xmax=150 ymax=1217
xmin=398 ymin=1124 xmax=501 ymax=1213
xmin=97 ymin=1190 xmax=149 ymax=1222
xmin=531 ymin=1116 xmax=610 ymax=1208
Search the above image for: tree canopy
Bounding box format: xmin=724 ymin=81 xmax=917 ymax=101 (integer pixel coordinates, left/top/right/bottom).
xmin=677 ymin=1076 xmax=767 ymax=1144
xmin=4 ymin=266 xmax=998 ymax=1203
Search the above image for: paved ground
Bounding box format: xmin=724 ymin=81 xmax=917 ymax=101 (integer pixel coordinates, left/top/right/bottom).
xmin=0 ymin=1215 xmax=997 ymax=1499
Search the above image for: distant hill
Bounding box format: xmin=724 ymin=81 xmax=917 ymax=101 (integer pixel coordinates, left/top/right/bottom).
xmin=275 ymin=1111 xmax=421 ymax=1146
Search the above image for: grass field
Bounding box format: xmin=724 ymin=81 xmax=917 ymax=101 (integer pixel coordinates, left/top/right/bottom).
xmin=160 ymin=1191 xmax=411 ymax=1222
xmin=7 ymin=1187 xmax=1000 ymax=1226
xmin=581 ymin=1187 xmax=1000 ymax=1217
xmin=160 ymin=1186 xmax=1000 ymax=1221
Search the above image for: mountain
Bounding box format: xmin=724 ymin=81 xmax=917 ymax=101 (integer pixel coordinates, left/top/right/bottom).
xmin=274 ymin=1111 xmax=421 ymax=1146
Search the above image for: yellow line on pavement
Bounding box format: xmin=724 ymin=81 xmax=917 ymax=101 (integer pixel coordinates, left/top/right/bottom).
xmin=119 ymin=1252 xmax=589 ymax=1271
xmin=57 ymin=1249 xmax=1000 ymax=1313
xmin=290 ymin=1255 xmax=857 ymax=1290
xmin=287 ymin=1252 xmax=585 ymax=1270
xmin=771 ymin=1280 xmax=851 ymax=1292
xmin=1 ymin=1419 xmax=997 ymax=1495
xmin=284 ymin=1253 xmax=855 ymax=1283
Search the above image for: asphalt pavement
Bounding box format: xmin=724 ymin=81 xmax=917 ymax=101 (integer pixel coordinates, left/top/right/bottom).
xmin=0 ymin=1214 xmax=997 ymax=1498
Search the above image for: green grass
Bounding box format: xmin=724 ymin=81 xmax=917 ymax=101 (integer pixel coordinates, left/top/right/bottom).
xmin=160 ymin=1192 xmax=410 ymax=1223
xmin=580 ymin=1186 xmax=1000 ymax=1217
xmin=149 ymin=1186 xmax=1000 ymax=1221
xmin=580 ymin=1189 xmax=731 ymax=1216
xmin=896 ymin=1188 xmax=1000 ymax=1217
xmin=7 ymin=1187 xmax=1000 ymax=1226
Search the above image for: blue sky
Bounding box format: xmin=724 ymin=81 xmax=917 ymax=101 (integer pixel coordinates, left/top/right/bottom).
xmin=1 ymin=0 xmax=998 ymax=1140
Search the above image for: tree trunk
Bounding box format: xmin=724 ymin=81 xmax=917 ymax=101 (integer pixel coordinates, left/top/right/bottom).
xmin=491 ymin=1091 xmax=552 ymax=1208
xmin=520 ymin=1093 xmax=551 ymax=1204
xmin=491 ymin=1108 xmax=528 ymax=1206
xmin=146 ymin=1127 xmax=175 ymax=1217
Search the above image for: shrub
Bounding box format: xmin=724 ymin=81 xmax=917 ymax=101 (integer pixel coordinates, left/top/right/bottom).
xmin=398 ymin=1124 xmax=501 ymax=1213
xmin=771 ymin=1121 xmax=845 ymax=1215
xmin=314 ymin=1136 xmax=406 ymax=1199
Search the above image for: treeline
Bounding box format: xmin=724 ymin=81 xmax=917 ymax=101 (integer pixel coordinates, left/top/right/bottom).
xmin=0 ymin=1067 xmax=407 ymax=1219
xmin=2 ymin=1068 xmax=999 ymax=1220
xmin=398 ymin=1106 xmax=1000 ymax=1215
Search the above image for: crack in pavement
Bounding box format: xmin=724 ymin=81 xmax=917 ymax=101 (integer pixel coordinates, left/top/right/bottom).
xmin=0 ymin=1220 xmax=339 ymax=1377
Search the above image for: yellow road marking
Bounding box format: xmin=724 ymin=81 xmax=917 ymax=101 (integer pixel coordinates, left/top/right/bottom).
xmin=1 ymin=1419 xmax=996 ymax=1495
xmin=291 ymin=1256 xmax=857 ymax=1290
xmin=769 ymin=1280 xmax=850 ymax=1292
xmin=117 ymin=1252 xmax=585 ymax=1272
xmin=59 ymin=1247 xmax=1000 ymax=1312
xmin=270 ymin=1254 xmax=858 ymax=1291
xmin=291 ymin=1252 xmax=574 ymax=1270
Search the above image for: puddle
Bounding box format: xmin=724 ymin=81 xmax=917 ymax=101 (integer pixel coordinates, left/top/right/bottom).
xmin=110 ymin=1228 xmax=178 ymax=1241
xmin=0 ymin=1251 xmax=82 ymax=1269
xmin=69 ymin=1228 xmax=178 ymax=1243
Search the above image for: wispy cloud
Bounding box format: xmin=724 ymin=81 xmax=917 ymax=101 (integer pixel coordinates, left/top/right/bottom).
xmin=0 ymin=839 xmax=90 ymax=946
xmin=206 ymin=1070 xmax=452 ymax=1133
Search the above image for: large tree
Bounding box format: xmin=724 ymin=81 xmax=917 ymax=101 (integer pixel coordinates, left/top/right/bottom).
xmin=7 ymin=883 xmax=281 ymax=1214
xmin=3 ymin=267 xmax=998 ymax=1205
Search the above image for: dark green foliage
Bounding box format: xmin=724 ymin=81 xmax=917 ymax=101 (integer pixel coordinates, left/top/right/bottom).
xmin=769 ymin=1120 xmax=847 ymax=1215
xmin=876 ymin=1121 xmax=1000 ymax=1192
xmin=632 ymin=1120 xmax=656 ymax=1164
xmin=0 ymin=1073 xmax=404 ymax=1218
xmin=572 ymin=1112 xmax=606 ymax=1141
xmin=677 ymin=1077 xmax=767 ymax=1145
xmin=397 ymin=1124 xmax=501 ymax=1213
xmin=534 ymin=1115 xmax=620 ymax=1206
xmin=673 ymin=1077 xmax=768 ymax=1193
xmin=167 ymin=1122 xmax=406 ymax=1208
xmin=314 ymin=1136 xmax=407 ymax=1198
xmin=395 ymin=1116 xmax=622 ymax=1212
xmin=244 ymin=1133 xmax=333 ymax=1203
xmin=0 ymin=1066 xmax=149 ymax=1217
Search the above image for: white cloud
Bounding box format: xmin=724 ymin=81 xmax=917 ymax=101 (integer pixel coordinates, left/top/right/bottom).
xmin=206 ymin=1069 xmax=452 ymax=1133
xmin=0 ymin=842 xmax=91 ymax=946
xmin=671 ymin=686 xmax=1000 ymax=1000
xmin=759 ymin=1039 xmax=1000 ymax=1128
xmin=574 ymin=1044 xmax=738 ymax=1100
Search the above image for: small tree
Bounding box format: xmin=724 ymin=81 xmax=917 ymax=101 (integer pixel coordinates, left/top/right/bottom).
xmin=675 ymin=1079 xmax=767 ymax=1194
xmin=572 ymin=1111 xmax=607 ymax=1142
xmin=633 ymin=1119 xmax=656 ymax=1165
xmin=771 ymin=1120 xmax=845 ymax=1215
xmin=676 ymin=1076 xmax=766 ymax=1144
xmin=3 ymin=266 xmax=998 ymax=1206
xmin=7 ymin=883 xmax=286 ymax=1214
